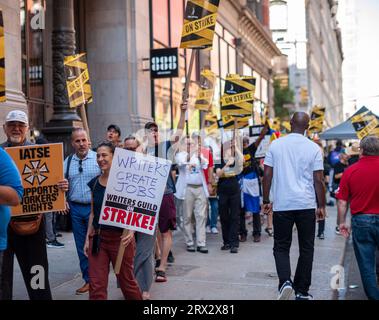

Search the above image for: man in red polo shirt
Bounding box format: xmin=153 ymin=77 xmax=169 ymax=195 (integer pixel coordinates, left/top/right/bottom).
xmin=336 ymin=135 xmax=379 ymax=300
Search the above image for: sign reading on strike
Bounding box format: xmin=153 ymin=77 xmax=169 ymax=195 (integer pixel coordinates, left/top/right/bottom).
xmin=5 ymin=143 xmax=65 ymax=216
xmin=99 ymin=148 xmax=171 ymax=235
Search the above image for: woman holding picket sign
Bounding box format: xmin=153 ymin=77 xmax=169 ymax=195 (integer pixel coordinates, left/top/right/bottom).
xmin=84 ymin=141 xmax=142 ymax=300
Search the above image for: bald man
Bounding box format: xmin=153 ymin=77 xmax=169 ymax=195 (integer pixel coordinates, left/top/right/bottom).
xmin=262 ymin=112 xmax=326 ymax=300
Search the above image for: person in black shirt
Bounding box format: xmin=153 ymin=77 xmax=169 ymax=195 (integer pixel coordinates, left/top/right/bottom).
xmin=215 ymin=139 xmax=244 ymax=253
xmin=240 ymin=124 xmax=269 ymax=242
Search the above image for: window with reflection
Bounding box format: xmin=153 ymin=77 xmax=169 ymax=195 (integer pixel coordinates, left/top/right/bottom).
xmin=20 ymin=0 xmax=45 ymax=130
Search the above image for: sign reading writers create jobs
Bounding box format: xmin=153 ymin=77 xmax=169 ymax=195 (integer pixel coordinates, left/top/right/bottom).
xmin=5 ymin=143 xmax=65 ymax=216
xmin=99 ymin=148 xmax=171 ymax=235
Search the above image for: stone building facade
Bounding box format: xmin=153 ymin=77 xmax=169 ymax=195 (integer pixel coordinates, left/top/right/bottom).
xmin=0 ymin=0 xmax=281 ymax=153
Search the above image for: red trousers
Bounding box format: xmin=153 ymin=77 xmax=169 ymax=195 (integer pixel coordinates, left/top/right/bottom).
xmin=88 ymin=229 xmax=142 ymax=300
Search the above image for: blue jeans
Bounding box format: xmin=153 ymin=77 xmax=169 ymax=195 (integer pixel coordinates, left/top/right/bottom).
xmin=69 ymin=201 xmax=91 ymax=283
xmin=351 ymin=214 xmax=379 ymax=300
xmin=207 ymin=197 xmax=219 ymax=229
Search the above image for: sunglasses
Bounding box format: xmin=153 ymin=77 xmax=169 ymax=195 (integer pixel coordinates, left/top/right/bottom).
xmin=79 ymin=159 xmax=83 ymax=173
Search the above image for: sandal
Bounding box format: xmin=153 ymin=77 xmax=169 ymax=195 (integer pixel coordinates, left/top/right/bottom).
xmin=155 ymin=270 xmax=167 ymax=283
xmin=265 ymin=228 xmax=274 ymax=237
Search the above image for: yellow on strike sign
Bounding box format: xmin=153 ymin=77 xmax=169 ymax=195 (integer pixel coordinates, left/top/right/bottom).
xmin=64 ymin=53 xmax=93 ymax=108
xmin=180 ymin=0 xmax=220 ymax=49
xmin=5 ymin=143 xmax=66 ymax=216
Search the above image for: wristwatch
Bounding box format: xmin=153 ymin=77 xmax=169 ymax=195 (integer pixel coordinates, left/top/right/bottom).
xmin=263 ymin=200 xmax=270 ymax=204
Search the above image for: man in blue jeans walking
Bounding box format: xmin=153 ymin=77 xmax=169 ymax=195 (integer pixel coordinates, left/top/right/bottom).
xmin=64 ymin=128 xmax=100 ymax=294
xmin=337 ymin=135 xmax=379 ymax=300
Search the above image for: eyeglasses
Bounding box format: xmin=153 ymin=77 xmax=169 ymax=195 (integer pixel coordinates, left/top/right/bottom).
xmin=79 ymin=160 xmax=83 ymax=173
xmin=125 ymin=147 xmax=137 ymax=151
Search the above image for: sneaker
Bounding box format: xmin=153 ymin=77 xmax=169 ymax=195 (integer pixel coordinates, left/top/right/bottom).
xmin=197 ymin=246 xmax=209 ymax=254
xmin=206 ymin=225 xmax=211 ymax=233
xmin=335 ymin=226 xmax=341 ymax=235
xmin=253 ymin=235 xmax=261 ymax=242
xmin=221 ymin=244 xmax=231 ymax=250
xmin=277 ymin=280 xmax=293 ymax=300
xmin=167 ymin=251 xmax=175 ymax=263
xmin=211 ymin=227 xmax=219 ymax=234
xmin=187 ymin=245 xmax=196 ymax=252
xmin=318 ymin=233 xmax=325 ymax=240
xmin=230 ymin=247 xmax=238 ymax=253
xmin=295 ymin=292 xmax=314 ymax=300
xmin=76 ymin=283 xmax=89 ymax=295
xmin=47 ymin=240 xmax=65 ymax=248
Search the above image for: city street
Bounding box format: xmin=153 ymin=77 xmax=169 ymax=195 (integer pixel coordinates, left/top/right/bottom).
xmin=12 ymin=206 xmax=349 ymax=300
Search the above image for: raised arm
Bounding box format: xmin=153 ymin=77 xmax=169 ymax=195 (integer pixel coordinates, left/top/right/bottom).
xmin=253 ymin=122 xmax=269 ymax=149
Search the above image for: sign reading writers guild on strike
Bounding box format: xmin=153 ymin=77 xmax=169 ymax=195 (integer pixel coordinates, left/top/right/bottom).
xmin=5 ymin=143 xmax=66 ymax=216
xmin=99 ymin=148 xmax=171 ymax=235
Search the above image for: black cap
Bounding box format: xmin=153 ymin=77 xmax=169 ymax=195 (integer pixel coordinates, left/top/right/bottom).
xmin=145 ymin=121 xmax=158 ymax=130
xmin=107 ymin=124 xmax=121 ymax=136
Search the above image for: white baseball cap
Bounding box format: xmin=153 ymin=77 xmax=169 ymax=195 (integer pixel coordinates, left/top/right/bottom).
xmin=5 ymin=110 xmax=29 ymax=125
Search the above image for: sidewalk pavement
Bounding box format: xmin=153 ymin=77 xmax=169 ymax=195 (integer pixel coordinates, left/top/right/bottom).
xmin=13 ymin=205 xmax=345 ymax=300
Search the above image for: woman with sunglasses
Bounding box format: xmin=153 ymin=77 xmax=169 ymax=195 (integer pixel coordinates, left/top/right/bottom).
xmin=84 ymin=141 xmax=142 ymax=300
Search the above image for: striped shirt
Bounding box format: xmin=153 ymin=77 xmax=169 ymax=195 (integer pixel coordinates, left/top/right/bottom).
xmin=64 ymin=150 xmax=101 ymax=204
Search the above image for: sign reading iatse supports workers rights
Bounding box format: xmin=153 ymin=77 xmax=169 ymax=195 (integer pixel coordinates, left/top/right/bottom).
xmin=5 ymin=143 xmax=66 ymax=216
xmin=221 ymin=74 xmax=256 ymax=119
xmin=64 ymin=53 xmax=93 ymax=108
xmin=99 ymin=148 xmax=172 ymax=235
xmin=180 ymin=0 xmax=220 ymax=49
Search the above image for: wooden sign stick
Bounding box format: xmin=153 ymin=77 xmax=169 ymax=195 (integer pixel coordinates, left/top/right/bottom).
xmin=183 ymin=50 xmax=196 ymax=161
xmin=79 ymin=103 xmax=91 ymax=144
xmin=114 ymin=229 xmax=130 ymax=275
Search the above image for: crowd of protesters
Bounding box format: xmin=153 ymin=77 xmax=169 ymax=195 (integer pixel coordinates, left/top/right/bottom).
xmin=0 ymin=108 xmax=378 ymax=301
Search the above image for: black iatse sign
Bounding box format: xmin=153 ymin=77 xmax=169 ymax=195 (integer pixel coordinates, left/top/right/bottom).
xmin=150 ymin=48 xmax=179 ymax=79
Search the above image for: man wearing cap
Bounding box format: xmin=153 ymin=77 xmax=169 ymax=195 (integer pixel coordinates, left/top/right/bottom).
xmin=0 ymin=110 xmax=68 ymax=300
xmin=347 ymin=142 xmax=360 ymax=166
xmin=106 ymin=124 xmax=122 ymax=147
xmin=143 ymin=100 xmax=187 ymax=283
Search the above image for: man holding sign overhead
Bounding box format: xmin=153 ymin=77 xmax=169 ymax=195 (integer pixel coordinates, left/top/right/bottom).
xmin=143 ymin=100 xmax=187 ymax=283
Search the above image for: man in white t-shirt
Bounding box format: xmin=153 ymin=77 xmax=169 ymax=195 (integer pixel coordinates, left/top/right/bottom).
xmin=263 ymin=112 xmax=326 ymax=301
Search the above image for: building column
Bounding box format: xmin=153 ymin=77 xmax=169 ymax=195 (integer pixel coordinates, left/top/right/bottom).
xmin=43 ymin=0 xmax=82 ymax=156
